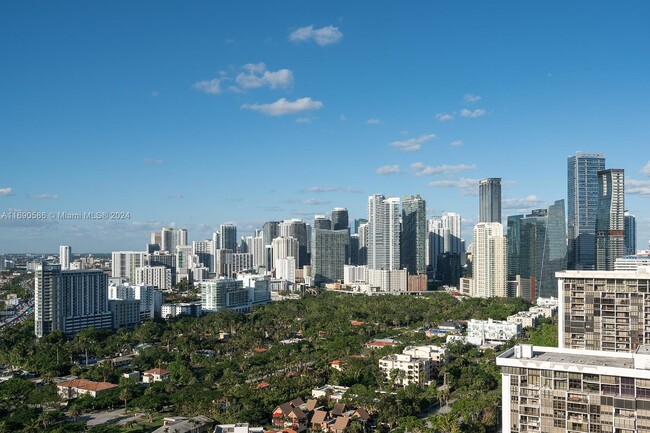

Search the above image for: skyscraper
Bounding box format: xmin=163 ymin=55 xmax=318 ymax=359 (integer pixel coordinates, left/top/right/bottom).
xmin=313 ymin=215 xmax=332 ymax=230
xmin=219 ymin=224 xmax=238 ymax=251
xmin=625 ymin=212 xmax=637 ymax=255
xmin=331 ymin=208 xmax=349 ymax=231
xmin=311 ymin=229 xmax=347 ymax=285
xmin=596 ymin=168 xmax=625 ymax=270
xmin=161 ymin=227 xmax=174 ymax=253
xmin=401 ymin=195 xmax=427 ymax=275
xmin=508 ymin=200 xmax=567 ymax=300
xmin=59 ymin=245 xmax=71 ymax=271
xmin=442 ymin=212 xmax=462 ymax=254
xmin=427 ymin=217 xmax=446 ymax=276
xmin=367 ymin=195 xmax=401 ymax=271
xmin=479 ymin=178 xmax=502 ymax=223
xmin=567 ymin=151 xmax=606 ymax=270
xmin=471 ymin=222 xmax=507 ymax=298
xmin=279 ymin=219 xmax=308 ymax=268
xmin=35 ymin=263 xmax=112 ymax=337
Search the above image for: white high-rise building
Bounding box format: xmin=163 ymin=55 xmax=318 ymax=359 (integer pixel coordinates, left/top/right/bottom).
xmin=111 ymin=251 xmax=146 ymax=282
xmin=427 ymin=217 xmax=446 ymax=270
xmin=275 ymin=257 xmax=296 ymax=282
xmin=108 ymin=282 xmax=163 ymax=320
xmin=134 ymin=266 xmax=172 ymax=291
xmin=367 ymin=194 xmax=401 ymax=271
xmin=471 ymin=222 xmax=507 ymax=297
xmin=192 ymin=239 xmax=216 ymax=273
xmin=272 ymin=236 xmax=299 ymax=273
xmin=442 ymin=212 xmax=462 ymax=254
xmin=59 ymin=245 xmax=71 ymax=270
xmin=35 ymin=263 xmax=113 ymax=337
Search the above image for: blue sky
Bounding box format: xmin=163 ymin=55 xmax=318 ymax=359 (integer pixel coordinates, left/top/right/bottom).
xmin=1 ymin=1 xmax=649 ymax=253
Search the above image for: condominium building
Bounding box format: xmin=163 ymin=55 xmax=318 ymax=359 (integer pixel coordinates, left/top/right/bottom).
xmin=108 ymin=282 xmax=163 ymax=320
xmin=379 ymin=353 xmax=431 ymax=387
xmin=401 ymin=195 xmax=427 ymax=275
xmin=498 ymin=344 xmax=650 ymax=433
xmin=558 ymin=269 xmax=650 ymax=352
xmin=111 ymin=251 xmax=146 ymax=282
xmin=596 ymin=168 xmax=625 ymax=271
xmin=471 ymin=222 xmax=507 ymax=298
xmin=219 ymin=224 xmax=238 ymax=251
xmin=59 ymin=245 xmax=71 ymax=270
xmin=311 ymin=228 xmax=347 ymax=285
xmin=201 ymin=278 xmax=250 ymax=313
xmin=615 ymin=254 xmax=650 ymax=271
xmin=34 ymin=263 xmax=113 ymax=337
xmin=624 ymin=213 xmax=637 ymax=255
xmin=367 ymin=194 xmax=401 ymax=271
xmin=134 ymin=266 xmax=172 ymax=291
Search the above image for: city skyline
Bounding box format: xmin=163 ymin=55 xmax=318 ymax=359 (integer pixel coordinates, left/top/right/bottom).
xmin=1 ymin=2 xmax=650 ymax=252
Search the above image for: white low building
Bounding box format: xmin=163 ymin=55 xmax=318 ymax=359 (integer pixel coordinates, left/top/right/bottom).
xmin=379 ymin=353 xmax=431 ymax=386
xmin=467 ymin=318 xmax=522 ymax=345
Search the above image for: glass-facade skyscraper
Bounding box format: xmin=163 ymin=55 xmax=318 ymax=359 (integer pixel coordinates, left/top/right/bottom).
xmin=567 ymin=152 xmax=605 ymax=270
xmin=624 ymin=212 xmax=637 ymax=255
xmin=401 ymin=195 xmax=427 ymax=275
xmin=479 ymin=178 xmax=502 ymax=223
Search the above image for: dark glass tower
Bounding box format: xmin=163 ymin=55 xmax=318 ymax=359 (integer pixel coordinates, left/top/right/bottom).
xmin=479 ymin=178 xmax=502 ymax=223
xmin=401 ymin=195 xmax=427 ymax=275
xmin=567 ymin=152 xmax=605 ymax=270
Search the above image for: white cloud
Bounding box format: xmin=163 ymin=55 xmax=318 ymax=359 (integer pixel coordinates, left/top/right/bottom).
xmin=163 ymin=194 xmax=185 ymax=200
xmin=302 ymin=199 xmax=332 ymax=206
xmin=366 ymin=118 xmax=381 ymax=125
xmin=627 ymin=179 xmax=650 ymax=195
xmin=304 ymin=187 xmax=337 ymax=193
xmin=295 ymin=117 xmax=312 ymax=123
xmin=242 ymin=97 xmax=323 ymax=116
xmin=235 ymin=63 xmax=294 ymax=90
xmin=390 ymin=134 xmax=436 ymax=152
xmin=460 ymin=108 xmax=486 ymax=118
xmin=427 ymin=178 xmax=479 ymax=195
xmin=411 ymin=163 xmax=477 ymax=176
xmin=144 ymin=158 xmax=164 ymax=165
xmin=289 ymin=25 xmax=343 ymax=46
xmin=376 ymin=165 xmax=401 ymax=175
xmin=642 ymin=161 xmax=650 ymax=176
xmin=30 ymin=194 xmax=59 ymax=199
xmin=464 ymin=93 xmax=481 ymax=103
xmin=193 ymin=77 xmax=225 ymax=95
xmin=0 ymin=187 xmax=13 ymax=197
xmin=436 ymin=113 xmax=454 ymax=122
xmin=502 ymin=195 xmax=546 ymax=210
xmin=450 ymin=140 xmax=464 ymax=147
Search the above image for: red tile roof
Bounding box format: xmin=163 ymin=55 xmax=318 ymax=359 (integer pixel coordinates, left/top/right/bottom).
xmin=57 ymin=379 xmax=117 ymax=393
xmin=144 ymin=368 xmax=170 ymax=376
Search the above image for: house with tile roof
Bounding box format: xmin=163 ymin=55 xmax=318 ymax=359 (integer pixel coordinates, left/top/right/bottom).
xmin=143 ymin=367 xmax=171 ymax=383
xmin=56 ymin=378 xmax=118 ymax=400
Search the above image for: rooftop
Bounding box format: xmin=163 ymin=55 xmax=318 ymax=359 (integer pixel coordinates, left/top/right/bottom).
xmin=497 ymin=345 xmax=637 ymax=370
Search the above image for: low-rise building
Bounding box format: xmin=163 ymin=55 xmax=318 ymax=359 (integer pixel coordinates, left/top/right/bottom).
xmin=467 ymin=318 xmax=522 ymax=345
xmin=56 ymin=378 xmax=118 ymax=400
xmin=152 ymin=416 xmax=213 ymax=433
xmin=379 ymin=353 xmax=431 ymax=387
xmin=161 ymin=302 xmax=202 ymax=319
xmin=403 ymin=345 xmax=449 ymax=366
xmin=312 ymin=385 xmax=349 ymax=402
xmin=143 ymin=367 xmax=170 ymax=384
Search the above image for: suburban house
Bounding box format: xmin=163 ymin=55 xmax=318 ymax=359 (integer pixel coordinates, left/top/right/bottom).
xmin=143 ymin=367 xmax=171 ymax=384
xmin=272 ymin=399 xmax=308 ymax=432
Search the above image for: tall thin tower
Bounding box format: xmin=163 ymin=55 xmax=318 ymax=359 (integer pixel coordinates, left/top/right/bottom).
xmin=479 ymin=178 xmax=502 ymax=223
xmin=367 ymin=195 xmax=401 ymax=271
xmin=567 ymin=152 xmax=605 ymax=270
xmin=59 ymin=245 xmax=71 ymax=270
xmin=596 ymin=168 xmax=625 ymax=270
xmin=401 ymin=195 xmax=427 ymax=274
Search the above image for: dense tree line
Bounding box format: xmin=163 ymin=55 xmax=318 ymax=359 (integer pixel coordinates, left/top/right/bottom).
xmin=0 ymin=291 xmax=532 ymax=432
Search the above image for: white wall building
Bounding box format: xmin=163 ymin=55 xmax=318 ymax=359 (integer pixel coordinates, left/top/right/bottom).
xmin=467 ymin=318 xmax=521 ymax=345
xmin=134 ymin=266 xmax=172 ymax=291
xmin=111 ymin=251 xmax=146 ymax=282
xmin=471 ymin=222 xmax=507 ymax=298
xmin=59 ymin=245 xmax=71 ymax=271
xmin=367 ymin=268 xmax=407 ymax=292
xmin=367 ymin=195 xmax=401 ymax=271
